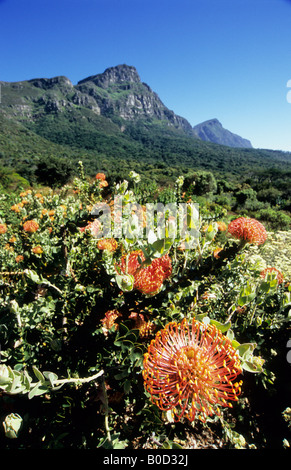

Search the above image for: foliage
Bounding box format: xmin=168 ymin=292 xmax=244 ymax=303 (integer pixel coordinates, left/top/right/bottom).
xmin=0 ymin=165 xmax=290 ymax=449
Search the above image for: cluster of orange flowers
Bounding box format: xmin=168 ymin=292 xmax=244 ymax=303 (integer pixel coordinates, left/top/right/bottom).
xmin=228 ymin=217 xmax=267 ymax=245
xmin=143 ymin=318 xmax=243 ymax=422
xmin=119 ymin=250 xmax=172 ymax=295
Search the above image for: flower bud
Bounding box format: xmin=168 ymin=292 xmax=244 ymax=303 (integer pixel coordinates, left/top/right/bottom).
xmin=2 ymin=413 xmax=23 ymax=439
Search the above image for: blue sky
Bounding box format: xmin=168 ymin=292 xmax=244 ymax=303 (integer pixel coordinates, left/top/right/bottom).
xmin=1 ymin=0 xmax=291 ymax=151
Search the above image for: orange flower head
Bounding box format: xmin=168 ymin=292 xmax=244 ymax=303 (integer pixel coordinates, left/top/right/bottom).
xmin=23 ymin=220 xmax=39 ymax=233
xmin=228 ymin=217 xmax=267 ymax=245
xmin=143 ymin=318 xmax=243 ymax=422
xmin=32 ymin=246 xmax=43 ymax=255
xmin=0 ymin=223 xmax=7 ymax=234
xmin=129 ymin=312 xmax=155 ymax=339
xmin=99 ymin=180 xmax=108 ymax=188
xmin=101 ymin=310 xmax=122 ymax=335
xmin=15 ymin=255 xmax=24 ymax=263
xmin=10 ymin=204 xmax=21 ymax=213
xmin=217 ymin=221 xmax=227 ymax=232
xmin=119 ymin=250 xmax=172 ymax=295
xmin=96 ymin=172 xmax=106 ymax=181
xmin=260 ymin=267 xmax=284 ymax=284
xmin=97 ymin=238 xmax=118 ymax=252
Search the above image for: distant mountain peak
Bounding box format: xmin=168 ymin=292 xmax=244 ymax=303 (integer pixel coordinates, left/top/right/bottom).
xmin=193 ymin=118 xmax=252 ymax=148
xmin=78 ymin=64 xmax=141 ymax=88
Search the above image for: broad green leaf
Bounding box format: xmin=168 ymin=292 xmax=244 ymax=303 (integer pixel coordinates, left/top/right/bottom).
xmin=210 ymin=319 xmax=231 ymax=333
xmin=32 ymin=366 xmax=45 ymax=383
xmin=28 ymin=384 xmax=50 ymax=399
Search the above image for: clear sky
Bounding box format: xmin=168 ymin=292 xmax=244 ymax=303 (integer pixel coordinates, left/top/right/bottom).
xmin=1 ymin=0 xmax=291 ymax=151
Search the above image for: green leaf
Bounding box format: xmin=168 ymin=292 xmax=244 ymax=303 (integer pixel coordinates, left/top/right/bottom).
xmin=28 ymin=383 xmax=50 ymax=399
xmin=241 ymin=360 xmax=261 ymax=373
xmin=237 ymin=343 xmax=256 ymax=360
xmin=210 ymin=319 xmax=231 ymax=333
xmin=43 ymin=371 xmax=58 ymax=386
xmin=32 ymin=366 xmax=45 ymax=383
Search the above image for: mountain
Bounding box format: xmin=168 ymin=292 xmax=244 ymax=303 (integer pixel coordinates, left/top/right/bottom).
xmin=0 ymin=64 xmax=249 ymax=145
xmin=193 ymin=118 xmax=253 ymax=148
xmin=0 ymin=64 xmax=291 ymax=188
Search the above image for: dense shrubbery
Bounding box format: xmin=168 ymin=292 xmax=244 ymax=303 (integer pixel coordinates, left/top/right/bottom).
xmin=0 ymin=163 xmax=291 ymax=449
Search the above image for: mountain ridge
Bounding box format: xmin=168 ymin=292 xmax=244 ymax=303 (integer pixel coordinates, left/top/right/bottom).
xmin=0 ymin=64 xmax=252 ymax=148
xmin=1 ymin=63 xmax=291 ymax=191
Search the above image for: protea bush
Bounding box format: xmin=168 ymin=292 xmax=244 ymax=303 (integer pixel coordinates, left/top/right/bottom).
xmin=0 ymin=162 xmax=290 ymax=449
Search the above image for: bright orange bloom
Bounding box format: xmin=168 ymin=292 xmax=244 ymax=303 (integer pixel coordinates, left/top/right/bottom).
xmin=97 ymin=238 xmax=118 ymax=252
xmin=129 ymin=312 xmax=155 ymax=339
xmin=23 ymin=220 xmax=39 ymax=233
xmin=96 ymin=172 xmax=106 ymax=181
xmin=15 ymin=255 xmax=24 ymax=263
xmin=0 ymin=223 xmax=7 ymax=234
xmin=98 ymin=180 xmax=108 ymax=188
xmin=100 ymin=310 xmax=122 ymax=335
xmin=119 ymin=250 xmax=172 ymax=295
xmin=32 ymin=246 xmax=43 ymax=254
xmin=10 ymin=204 xmax=21 ymax=213
xmin=228 ymin=217 xmax=267 ymax=245
xmin=143 ymin=318 xmax=243 ymax=422
xmin=217 ymin=221 xmax=227 ymax=231
xmin=260 ymin=267 xmax=284 ymax=284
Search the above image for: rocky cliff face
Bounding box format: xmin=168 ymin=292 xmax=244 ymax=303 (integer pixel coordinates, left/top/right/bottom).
xmin=75 ymin=64 xmax=193 ymax=131
xmin=0 ymin=64 xmax=252 ymax=147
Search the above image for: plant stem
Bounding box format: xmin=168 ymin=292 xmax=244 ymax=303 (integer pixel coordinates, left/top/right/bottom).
xmin=101 ymin=376 xmax=111 ymax=443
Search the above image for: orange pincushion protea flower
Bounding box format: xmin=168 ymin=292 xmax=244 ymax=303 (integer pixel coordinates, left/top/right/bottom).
xmin=143 ymin=318 xmax=243 ymax=422
xmin=119 ymin=250 xmax=172 ymax=295
xmin=217 ymin=221 xmax=227 ymax=232
xmin=32 ymin=246 xmax=43 ymax=255
xmin=95 ymin=172 xmax=106 ymax=181
xmin=0 ymin=223 xmax=7 ymax=234
xmin=260 ymin=267 xmax=284 ymax=284
xmin=129 ymin=312 xmax=156 ymax=339
xmin=23 ymin=220 xmax=39 ymax=233
xmin=228 ymin=217 xmax=267 ymax=245
xmin=97 ymin=238 xmax=118 ymax=252
xmin=100 ymin=310 xmax=122 ymax=335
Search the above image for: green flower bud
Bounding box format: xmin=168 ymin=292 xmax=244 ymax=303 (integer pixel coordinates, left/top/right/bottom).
xmin=116 ymin=273 xmax=135 ymax=292
xmin=2 ymin=413 xmax=23 ymax=439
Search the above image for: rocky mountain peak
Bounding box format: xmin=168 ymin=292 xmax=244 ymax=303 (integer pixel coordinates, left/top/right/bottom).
xmin=77 ymin=64 xmax=141 ymax=88
xmin=193 ymin=118 xmax=252 ymax=148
